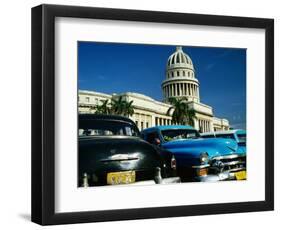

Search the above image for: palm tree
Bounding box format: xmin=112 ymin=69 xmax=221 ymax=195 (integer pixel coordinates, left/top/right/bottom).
xmin=167 ymin=97 xmax=196 ymax=126
xmin=110 ymin=96 xmax=134 ymax=117
xmin=93 ymin=99 xmax=111 ymax=115
xmin=110 ymin=96 xmax=124 ymax=115
xmin=123 ymin=100 xmax=134 ymax=117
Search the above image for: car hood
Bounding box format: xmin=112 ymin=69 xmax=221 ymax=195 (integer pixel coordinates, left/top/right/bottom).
xmin=161 ymin=137 xmax=239 ymax=158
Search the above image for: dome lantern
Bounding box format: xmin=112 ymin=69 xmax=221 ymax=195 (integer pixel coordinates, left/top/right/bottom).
xmin=176 ymin=46 xmax=182 ymax=51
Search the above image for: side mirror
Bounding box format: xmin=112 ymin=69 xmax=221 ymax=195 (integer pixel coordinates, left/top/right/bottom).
xmin=154 ymin=138 xmax=161 ymax=145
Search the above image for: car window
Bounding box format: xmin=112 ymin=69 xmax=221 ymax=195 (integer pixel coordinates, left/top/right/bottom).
xmin=145 ymin=132 xmax=160 ymax=144
xmin=161 ymin=129 xmax=199 ymax=142
xmin=79 ymin=119 xmax=139 ymax=137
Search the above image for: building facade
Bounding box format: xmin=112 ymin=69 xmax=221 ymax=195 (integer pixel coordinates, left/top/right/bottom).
xmin=78 ymin=46 xmax=230 ymax=132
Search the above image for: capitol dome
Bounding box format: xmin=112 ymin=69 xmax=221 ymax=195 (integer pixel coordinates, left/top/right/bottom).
xmin=167 ymin=46 xmax=194 ymax=69
xmin=162 ymin=46 xmax=200 ymax=103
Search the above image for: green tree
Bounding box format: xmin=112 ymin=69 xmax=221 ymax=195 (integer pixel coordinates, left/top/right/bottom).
xmin=110 ymin=96 xmax=134 ymax=117
xmin=93 ymin=99 xmax=111 ymax=115
xmin=167 ymin=97 xmax=196 ymax=126
xmin=123 ymin=100 xmax=134 ymax=117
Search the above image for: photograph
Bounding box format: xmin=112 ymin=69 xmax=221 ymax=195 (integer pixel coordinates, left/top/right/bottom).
xmin=30 ymin=3 xmax=274 ymax=225
xmin=77 ymin=42 xmax=247 ymax=187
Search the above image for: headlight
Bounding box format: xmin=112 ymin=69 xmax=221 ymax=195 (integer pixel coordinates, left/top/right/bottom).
xmin=199 ymin=152 xmax=209 ymax=165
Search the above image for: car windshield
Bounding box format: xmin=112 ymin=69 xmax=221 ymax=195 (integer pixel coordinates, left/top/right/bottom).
xmin=215 ymin=134 xmax=236 ymax=140
xmin=201 ymin=134 xmax=215 ymax=138
xmin=237 ymin=133 xmax=246 ymax=143
xmin=161 ymin=129 xmax=199 ymax=142
xmin=79 ymin=119 xmax=140 ymax=137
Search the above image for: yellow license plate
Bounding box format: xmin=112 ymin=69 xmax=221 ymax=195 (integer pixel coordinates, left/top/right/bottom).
xmin=235 ymin=171 xmax=247 ymax=180
xmin=107 ymin=171 xmax=136 ymax=185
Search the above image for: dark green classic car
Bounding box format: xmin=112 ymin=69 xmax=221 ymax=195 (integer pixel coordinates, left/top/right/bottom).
xmin=78 ymin=114 xmax=180 ymax=187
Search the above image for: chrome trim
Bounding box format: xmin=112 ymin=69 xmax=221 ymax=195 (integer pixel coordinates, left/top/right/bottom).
xmin=227 ymin=167 xmax=246 ymax=173
xmin=126 ymin=177 xmax=181 ymax=185
xmin=211 ymin=154 xmax=240 ymax=161
xmin=100 ymin=153 xmax=140 ymax=162
xmin=220 ymin=160 xmax=245 ymax=166
xmin=192 ymin=164 xmax=210 ymax=169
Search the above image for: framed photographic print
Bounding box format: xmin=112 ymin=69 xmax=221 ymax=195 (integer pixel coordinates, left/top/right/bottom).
xmin=31 ymin=4 xmax=274 ymax=225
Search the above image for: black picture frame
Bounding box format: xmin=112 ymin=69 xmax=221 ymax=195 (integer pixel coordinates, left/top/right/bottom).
xmin=31 ymin=4 xmax=274 ymax=225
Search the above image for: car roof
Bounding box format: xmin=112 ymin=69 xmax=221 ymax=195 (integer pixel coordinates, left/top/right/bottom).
xmin=79 ymin=114 xmax=134 ymax=123
xmin=201 ymin=129 xmax=246 ymax=136
xmin=142 ymin=125 xmax=195 ymax=133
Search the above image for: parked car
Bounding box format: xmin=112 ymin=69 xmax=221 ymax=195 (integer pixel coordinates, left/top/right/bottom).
xmin=141 ymin=125 xmax=246 ymax=182
xmin=78 ymin=114 xmax=180 ymax=187
xmin=201 ymin=129 xmax=246 ymax=154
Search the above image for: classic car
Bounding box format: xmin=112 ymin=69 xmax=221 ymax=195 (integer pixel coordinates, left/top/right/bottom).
xmin=201 ymin=129 xmax=246 ymax=154
xmin=78 ymin=114 xmax=180 ymax=187
xmin=141 ymin=125 xmax=246 ymax=182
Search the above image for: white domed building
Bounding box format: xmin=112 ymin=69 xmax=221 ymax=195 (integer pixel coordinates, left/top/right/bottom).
xmin=78 ymin=46 xmax=229 ymax=132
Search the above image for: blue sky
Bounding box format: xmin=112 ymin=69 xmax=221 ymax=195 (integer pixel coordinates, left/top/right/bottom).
xmin=78 ymin=42 xmax=246 ymax=129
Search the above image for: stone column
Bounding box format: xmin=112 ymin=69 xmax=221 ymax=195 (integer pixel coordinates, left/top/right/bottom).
xmin=191 ymin=84 xmax=194 ymax=96
xmin=193 ymin=85 xmax=196 ymax=97
xmin=179 ymin=83 xmax=182 ymax=96
xmin=193 ymin=118 xmax=199 ymax=130
xmin=169 ymin=85 xmax=172 ymax=98
xmin=209 ymin=120 xmax=214 ymax=132
xmin=167 ymin=86 xmax=169 ymax=99
xmin=203 ymin=120 xmax=206 ymax=132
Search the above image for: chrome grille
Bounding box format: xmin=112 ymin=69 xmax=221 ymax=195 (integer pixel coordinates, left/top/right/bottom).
xmin=209 ymin=154 xmax=246 ymax=174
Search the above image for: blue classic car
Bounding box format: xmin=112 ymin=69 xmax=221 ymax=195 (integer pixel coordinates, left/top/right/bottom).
xmin=141 ymin=125 xmax=246 ymax=182
xmin=201 ymin=129 xmax=246 ymax=154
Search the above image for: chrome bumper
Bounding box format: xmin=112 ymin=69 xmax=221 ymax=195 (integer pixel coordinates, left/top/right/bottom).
xmin=129 ymin=177 xmax=181 ymax=185
xmin=194 ymin=171 xmax=231 ymax=182
xmin=195 ymin=170 xmax=246 ymax=182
